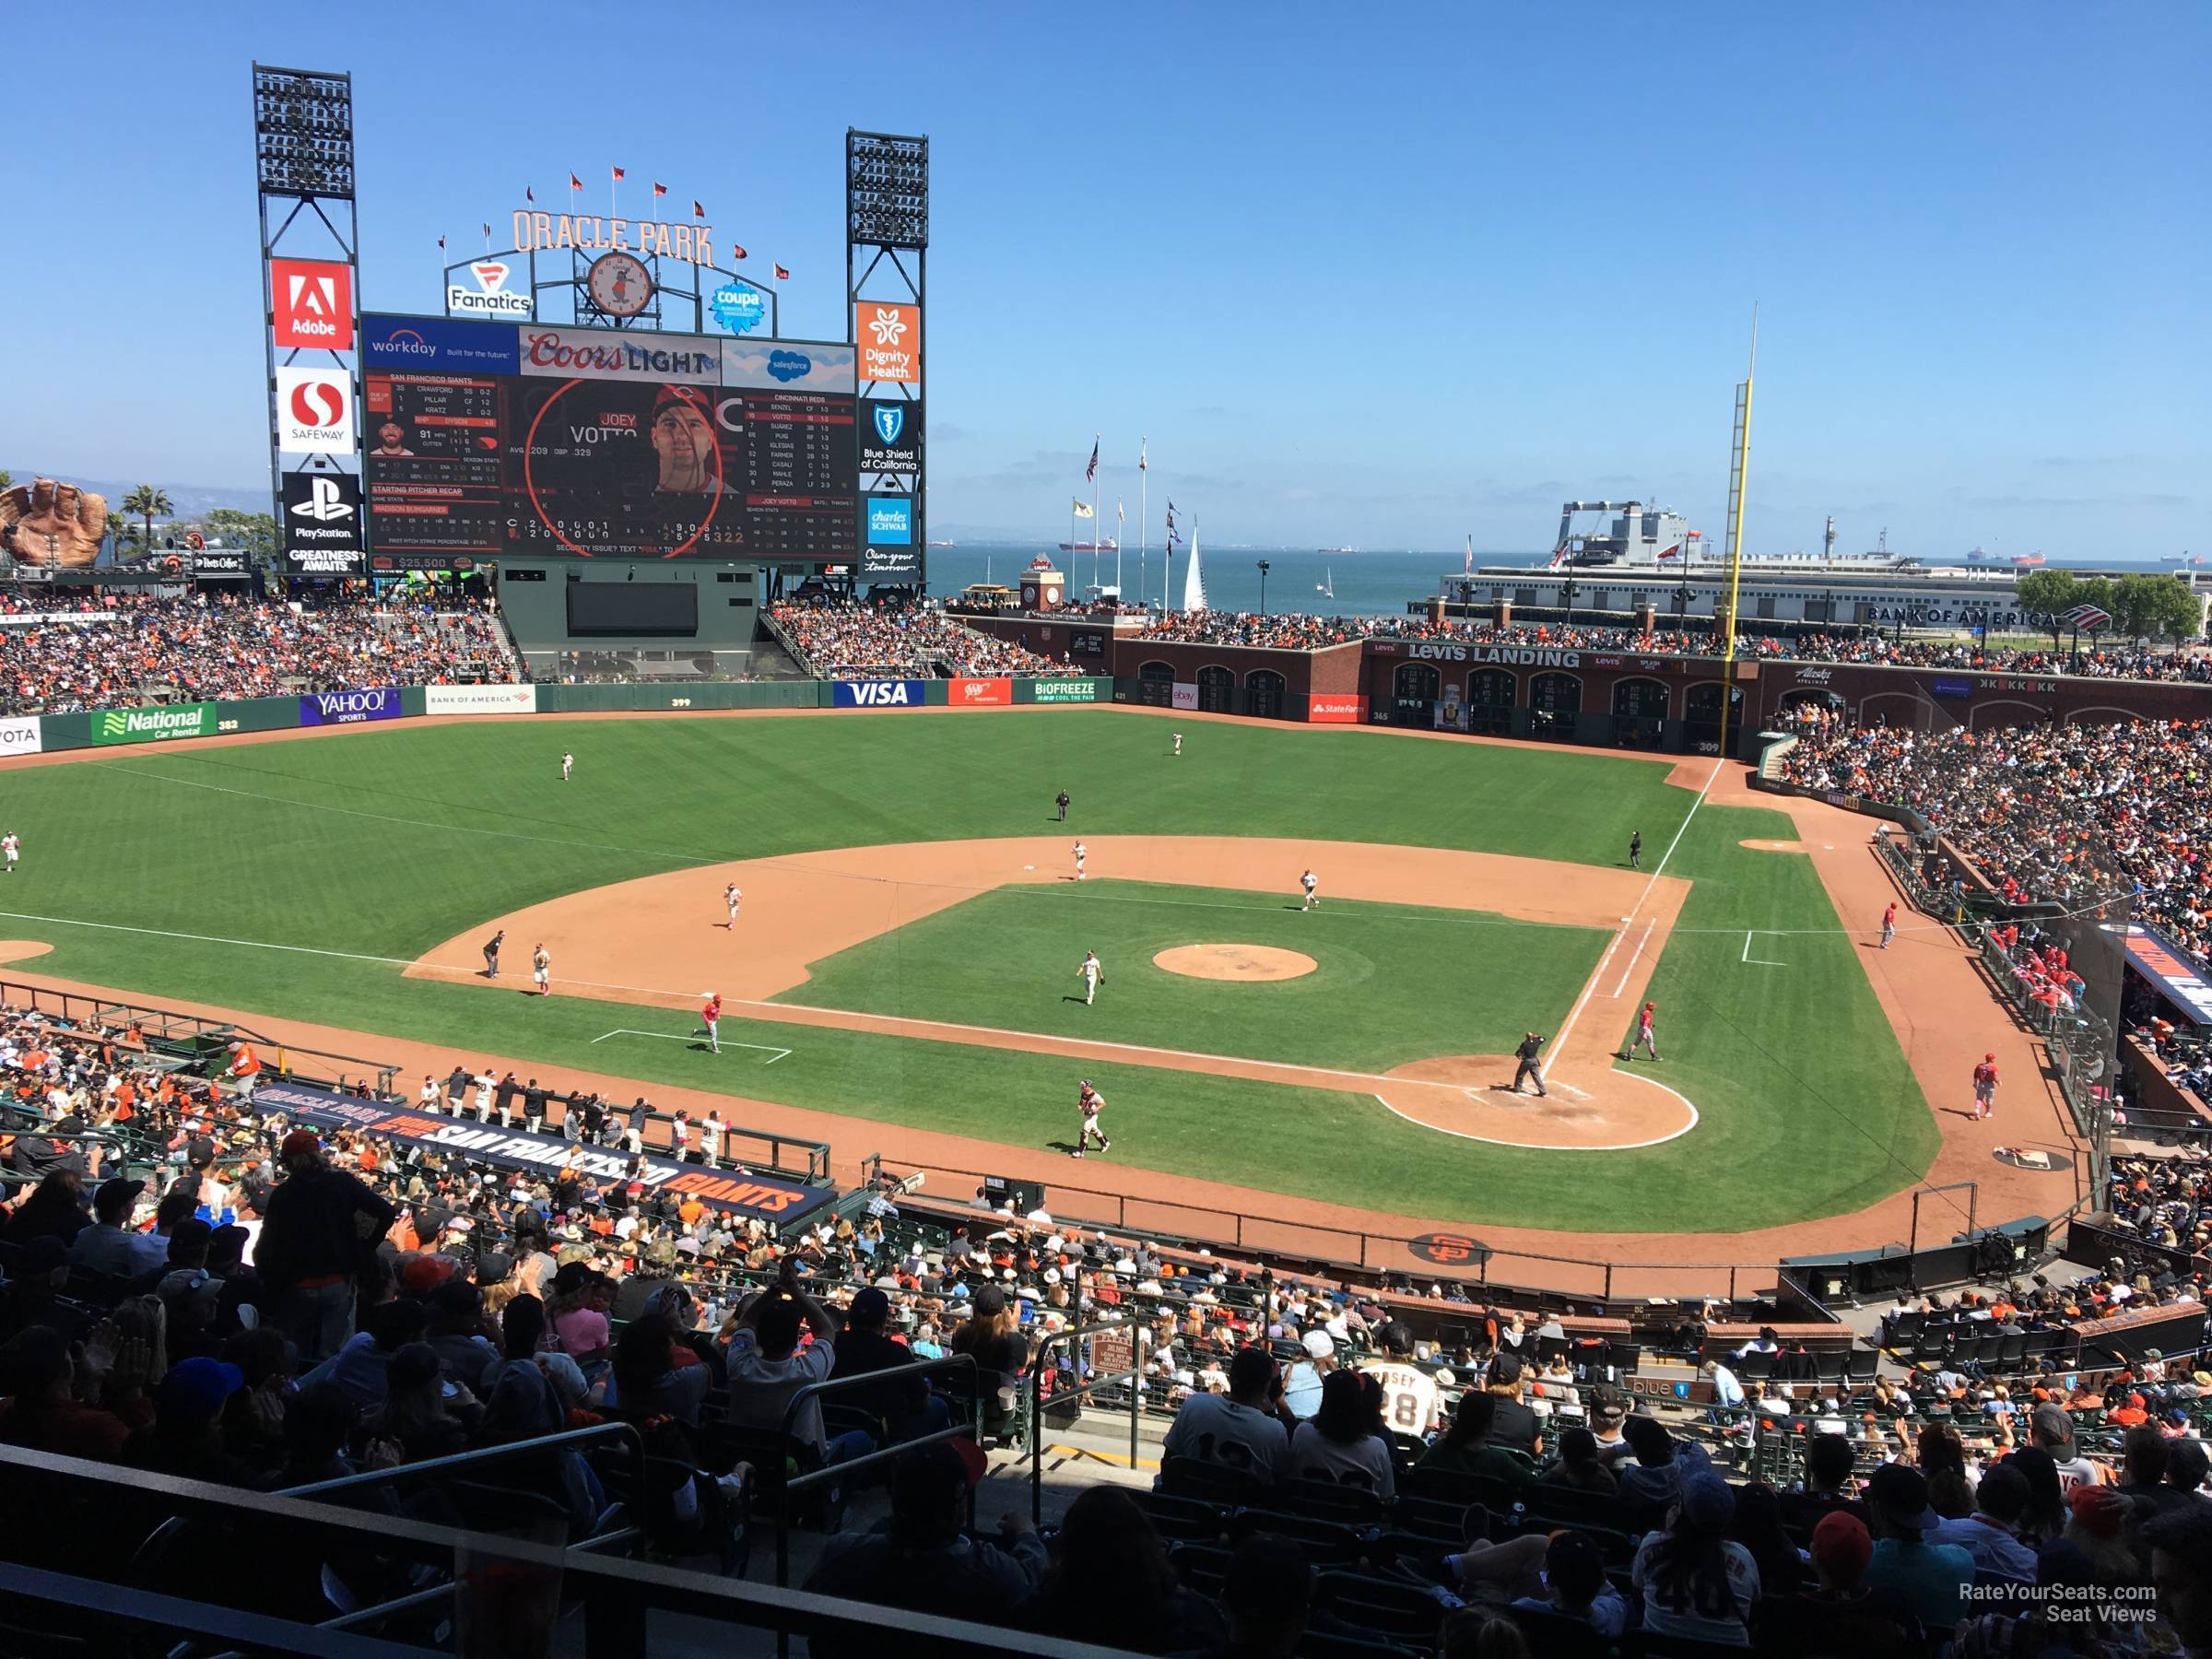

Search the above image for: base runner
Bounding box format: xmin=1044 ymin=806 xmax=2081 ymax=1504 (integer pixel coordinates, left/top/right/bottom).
xmin=1072 ymin=1079 xmax=1110 ymax=1158
xmin=700 ymin=993 xmax=723 ymax=1053
xmin=1630 ymin=1001 xmax=1660 ymax=1061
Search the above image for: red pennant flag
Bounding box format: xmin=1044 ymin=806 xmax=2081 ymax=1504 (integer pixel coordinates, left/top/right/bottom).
xmin=774 ymin=264 xmax=790 ymax=281
xmin=569 ymin=172 xmax=582 ymax=191
xmin=652 ymin=181 xmax=667 ymax=197
xmin=525 ymin=185 xmax=535 ymax=204
xmin=729 ymin=244 xmax=748 ymax=261
xmin=479 ymin=223 xmax=490 ymax=239
xmin=692 ymin=200 xmax=705 ymax=219
xmin=611 ymin=165 xmax=626 ymax=182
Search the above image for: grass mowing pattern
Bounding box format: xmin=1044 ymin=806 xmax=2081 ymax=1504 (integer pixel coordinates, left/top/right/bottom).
xmin=780 ymin=879 xmax=1609 ymax=1075
xmin=0 ymin=711 xmax=1935 ymax=1230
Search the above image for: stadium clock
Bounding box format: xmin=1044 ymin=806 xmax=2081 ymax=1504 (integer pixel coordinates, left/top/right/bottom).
xmin=587 ymin=252 xmax=653 ymax=318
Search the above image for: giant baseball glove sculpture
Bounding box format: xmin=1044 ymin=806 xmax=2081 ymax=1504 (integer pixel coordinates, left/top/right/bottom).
xmin=0 ymin=478 xmax=111 ymax=568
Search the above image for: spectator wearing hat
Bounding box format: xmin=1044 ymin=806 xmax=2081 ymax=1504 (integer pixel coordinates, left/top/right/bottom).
xmin=801 ymin=1441 xmax=1041 ymax=1657
xmin=1928 ymin=1460 xmax=2038 ymax=1580
xmin=253 ymin=1129 xmax=397 ymax=1365
xmin=1485 ymin=1351 xmax=1542 ymax=1458
xmin=125 ymin=1354 xmax=249 ymax=1483
xmin=70 ymin=1176 xmax=168 ymax=1278
xmin=1631 ymin=1470 xmax=1759 ymax=1646
xmin=1604 ymin=1411 xmax=1713 ymax=1521
xmin=1758 ymin=1510 xmax=1924 ymax=1659
xmin=831 ymin=1286 xmax=950 ymax=1442
xmin=1861 ymin=1463 xmax=1973 ymax=1630
xmin=2064 ymin=1482 xmax=2147 ymax=1596
xmin=947 ymin=1281 xmax=1029 ymax=1436
xmin=2030 ymin=1400 xmax=2107 ymax=1492
xmin=1163 ymin=1345 xmax=1291 ymax=1486
xmin=1508 ymin=1528 xmax=1630 ymax=1637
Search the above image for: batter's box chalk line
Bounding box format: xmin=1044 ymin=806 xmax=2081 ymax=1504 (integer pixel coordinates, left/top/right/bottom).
xmin=591 ymin=1028 xmax=791 ymax=1063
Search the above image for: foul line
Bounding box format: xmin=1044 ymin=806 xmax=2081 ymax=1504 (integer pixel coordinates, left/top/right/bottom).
xmin=591 ymin=1028 xmax=791 ymax=1063
xmin=1609 ymin=919 xmax=1656 ymax=999
xmin=1542 ymin=757 xmax=1721 ymax=1080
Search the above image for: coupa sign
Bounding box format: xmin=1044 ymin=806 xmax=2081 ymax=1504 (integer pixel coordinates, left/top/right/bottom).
xmin=92 ymin=702 xmax=217 ymax=746
xmin=300 ymin=687 xmax=405 ymax=726
xmin=832 ymin=678 xmax=928 ymax=709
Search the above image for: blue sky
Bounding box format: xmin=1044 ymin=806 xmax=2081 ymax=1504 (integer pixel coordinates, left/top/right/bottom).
xmin=2 ymin=2 xmax=2205 ymax=557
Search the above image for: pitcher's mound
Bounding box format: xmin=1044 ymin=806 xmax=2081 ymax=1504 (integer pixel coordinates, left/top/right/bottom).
xmin=1153 ymin=944 xmax=1317 ymax=982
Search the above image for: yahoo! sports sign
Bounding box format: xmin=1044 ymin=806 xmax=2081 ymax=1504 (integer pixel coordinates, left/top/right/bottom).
xmin=300 ymin=688 xmax=405 ymax=726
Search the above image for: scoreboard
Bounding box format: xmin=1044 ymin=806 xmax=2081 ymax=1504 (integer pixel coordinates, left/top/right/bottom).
xmin=359 ymin=316 xmax=863 ymax=561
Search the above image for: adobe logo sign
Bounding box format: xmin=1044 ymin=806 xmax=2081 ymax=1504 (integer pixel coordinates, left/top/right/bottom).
xmin=270 ymin=258 xmax=354 ymax=350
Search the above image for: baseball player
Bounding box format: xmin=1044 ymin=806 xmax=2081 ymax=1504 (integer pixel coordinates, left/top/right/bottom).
xmin=532 ymin=944 xmax=551 ymax=996
xmin=724 ymin=883 xmax=742 ymax=928
xmin=1072 ymin=1079 xmax=1110 ymax=1157
xmin=1 ymin=830 xmax=19 ymax=875
xmin=1077 ymin=949 xmax=1105 ymax=1006
xmin=1972 ymin=1053 xmax=1998 ymax=1120
xmin=1629 ymin=830 xmax=1642 ymax=871
xmin=1630 ymin=1001 xmax=1661 ymax=1061
xmin=1073 ymin=841 xmax=1088 ymax=881
xmin=1172 ymin=732 xmax=1182 ymax=757
xmin=1512 ymin=1031 xmax=1547 ymax=1097
xmin=561 ymin=750 xmax=574 ymax=782
xmin=700 ymin=992 xmax=723 ymax=1053
xmin=1300 ymin=869 xmax=1319 ymax=912
xmin=472 ymin=1068 xmax=498 ymax=1123
xmin=1880 ymin=902 xmax=1897 ymax=949
xmin=482 ymin=929 xmax=505 ymax=979
xmin=418 ymin=1074 xmax=443 ymax=1114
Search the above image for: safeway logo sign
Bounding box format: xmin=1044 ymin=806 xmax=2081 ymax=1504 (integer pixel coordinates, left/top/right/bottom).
xmin=856 ymin=302 xmax=920 ymax=382
xmin=275 ymin=367 xmax=357 ymax=453
xmin=271 ymin=258 xmax=354 ymax=349
xmin=449 ymin=259 xmax=534 ymax=318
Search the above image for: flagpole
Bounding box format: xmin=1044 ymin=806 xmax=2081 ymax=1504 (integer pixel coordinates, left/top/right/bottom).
xmin=1115 ymin=502 xmax=1124 ymax=600
xmin=1091 ymin=432 xmax=1101 ymax=593
xmin=1139 ymin=438 xmax=1148 ymax=615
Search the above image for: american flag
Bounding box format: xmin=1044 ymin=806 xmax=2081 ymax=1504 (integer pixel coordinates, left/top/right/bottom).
xmin=1085 ymin=439 xmax=1099 ymax=483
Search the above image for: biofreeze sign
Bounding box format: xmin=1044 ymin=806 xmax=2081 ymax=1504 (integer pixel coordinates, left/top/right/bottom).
xmin=833 ymin=679 xmax=927 ymax=708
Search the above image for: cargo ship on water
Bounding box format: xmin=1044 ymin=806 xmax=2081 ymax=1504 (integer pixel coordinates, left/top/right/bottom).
xmin=1430 ymin=500 xmax=2212 ymax=632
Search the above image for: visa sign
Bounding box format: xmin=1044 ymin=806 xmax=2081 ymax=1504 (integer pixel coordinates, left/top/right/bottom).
xmin=832 ymin=679 xmax=928 ymax=708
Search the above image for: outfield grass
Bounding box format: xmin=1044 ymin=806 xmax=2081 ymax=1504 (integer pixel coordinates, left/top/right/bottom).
xmin=781 ymin=879 xmax=1610 ymax=1074
xmin=0 ymin=710 xmax=1938 ymax=1231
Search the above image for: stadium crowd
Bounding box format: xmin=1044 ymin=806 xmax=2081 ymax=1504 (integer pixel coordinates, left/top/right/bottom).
xmin=2102 ymin=1153 xmax=2212 ymax=1263
xmin=769 ymin=600 xmax=1080 ymax=679
xmin=0 ymin=593 xmax=518 ymax=715
xmin=1778 ymin=711 xmax=2212 ymax=974
xmin=2 ymin=989 xmax=2210 ymax=1653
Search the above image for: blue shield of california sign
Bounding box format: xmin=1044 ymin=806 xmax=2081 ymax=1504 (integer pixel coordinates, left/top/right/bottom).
xmin=858 ymin=398 xmax=922 ymax=478
xmin=872 ymin=405 xmax=904 ymax=444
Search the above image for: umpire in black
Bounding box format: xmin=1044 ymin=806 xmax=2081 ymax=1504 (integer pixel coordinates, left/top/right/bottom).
xmin=1512 ymin=1031 xmax=1547 ymax=1097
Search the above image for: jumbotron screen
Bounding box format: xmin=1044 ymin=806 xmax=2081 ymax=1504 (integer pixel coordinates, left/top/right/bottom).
xmin=359 ymin=315 xmax=859 ymax=559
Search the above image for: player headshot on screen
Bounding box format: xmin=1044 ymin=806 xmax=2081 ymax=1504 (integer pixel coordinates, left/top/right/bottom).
xmin=371 ymin=421 xmax=415 ymax=457
xmin=650 ymin=386 xmax=719 ymax=494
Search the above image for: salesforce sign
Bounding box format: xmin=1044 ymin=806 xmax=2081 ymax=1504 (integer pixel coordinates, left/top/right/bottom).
xmin=300 ymin=688 xmax=406 ymax=726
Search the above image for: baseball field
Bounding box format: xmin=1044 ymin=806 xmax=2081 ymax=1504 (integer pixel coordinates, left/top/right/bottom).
xmin=0 ymin=706 xmax=1946 ymax=1235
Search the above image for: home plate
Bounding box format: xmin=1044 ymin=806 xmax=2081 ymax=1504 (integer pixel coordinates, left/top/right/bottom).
xmin=1022 ymin=865 xmax=1035 ymax=870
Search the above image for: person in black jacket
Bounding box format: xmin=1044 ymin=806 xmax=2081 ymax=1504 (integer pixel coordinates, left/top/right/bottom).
xmin=831 ymin=1287 xmax=950 ymax=1441
xmin=253 ymin=1130 xmax=397 ymax=1366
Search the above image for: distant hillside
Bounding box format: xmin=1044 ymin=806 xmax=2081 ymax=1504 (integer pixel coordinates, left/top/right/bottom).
xmin=1 ymin=472 xmax=268 ymax=519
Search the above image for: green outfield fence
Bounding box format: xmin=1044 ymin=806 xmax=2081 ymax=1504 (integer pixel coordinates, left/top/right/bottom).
xmin=12 ymin=675 xmax=1124 ymax=756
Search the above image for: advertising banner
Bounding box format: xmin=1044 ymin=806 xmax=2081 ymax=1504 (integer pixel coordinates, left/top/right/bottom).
xmin=0 ymin=716 xmax=42 ymax=757
xmin=855 ymin=302 xmax=921 ymax=383
xmin=255 ymin=1079 xmax=832 ymax=1229
xmin=1029 ymin=678 xmax=1102 ymax=703
xmin=361 ymin=313 xmax=520 ymax=374
xmin=191 ymin=550 xmax=252 ymax=582
xmin=1932 ymin=677 xmax=1976 ymax=698
xmin=709 ymin=284 xmax=769 ymax=335
xmin=519 ymin=326 xmax=721 ymax=383
xmin=858 ymin=400 xmax=921 ymax=478
xmin=1171 ymin=682 xmax=1198 ymax=710
xmin=423 ymin=684 xmax=538 ymax=715
xmin=831 ymin=679 xmax=928 ymax=709
xmin=950 ymin=677 xmax=1012 ymax=707
xmin=270 ymin=257 xmax=355 ymax=350
xmin=281 ymin=472 xmax=365 ymax=575
xmin=865 ymin=497 xmax=913 ymax=545
xmin=858 ymin=545 xmax=922 ymax=580
xmin=276 ymin=366 xmax=357 ymax=454
xmin=721 ymin=338 xmax=856 ymax=393
xmin=1308 ymin=693 xmax=1369 ymax=724
xmin=91 ymin=702 xmax=217 ymax=746
xmin=446 ymin=259 xmax=534 ymax=319
xmin=300 ymin=688 xmax=405 ymax=726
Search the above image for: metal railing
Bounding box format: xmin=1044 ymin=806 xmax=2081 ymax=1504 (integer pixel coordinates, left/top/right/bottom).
xmin=1028 ymin=1319 xmax=1151 ymax=1525
xmin=771 ymin=1352 xmax=984 ymax=1590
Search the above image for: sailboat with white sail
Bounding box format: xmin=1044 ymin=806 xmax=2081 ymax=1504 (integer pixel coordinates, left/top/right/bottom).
xmin=1316 ymin=567 xmax=1335 ymax=601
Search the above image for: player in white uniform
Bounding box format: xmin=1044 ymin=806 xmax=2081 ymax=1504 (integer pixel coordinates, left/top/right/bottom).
xmin=724 ymin=884 xmax=742 ymax=927
xmin=472 ymin=1069 xmax=498 ymax=1123
xmin=560 ymin=751 xmax=574 ymax=782
xmin=1073 ymin=1080 xmax=1110 ymax=1157
xmin=532 ymin=944 xmax=551 ymax=995
xmin=1172 ymin=733 xmax=1182 ymax=757
xmin=2 ymin=832 xmax=18 ymax=875
xmin=1073 ymin=841 xmax=1087 ymax=881
xmin=418 ymin=1075 xmax=443 ymax=1114
xmin=1300 ymin=869 xmax=1319 ymax=912
xmin=1077 ymin=949 xmax=1104 ymax=1006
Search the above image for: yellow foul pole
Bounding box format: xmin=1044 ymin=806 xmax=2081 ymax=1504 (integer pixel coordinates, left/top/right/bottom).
xmin=1715 ymin=307 xmax=1757 ymax=765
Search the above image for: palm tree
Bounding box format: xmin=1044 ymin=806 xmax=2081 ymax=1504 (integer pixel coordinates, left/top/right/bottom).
xmin=121 ymin=485 xmax=173 ymax=557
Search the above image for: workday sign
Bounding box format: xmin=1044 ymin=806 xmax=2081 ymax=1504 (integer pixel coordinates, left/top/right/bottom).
xmin=300 ymin=688 xmax=405 ymax=726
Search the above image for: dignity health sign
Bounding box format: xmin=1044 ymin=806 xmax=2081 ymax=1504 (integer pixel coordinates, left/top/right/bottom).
xmin=300 ymin=688 xmax=405 ymax=726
